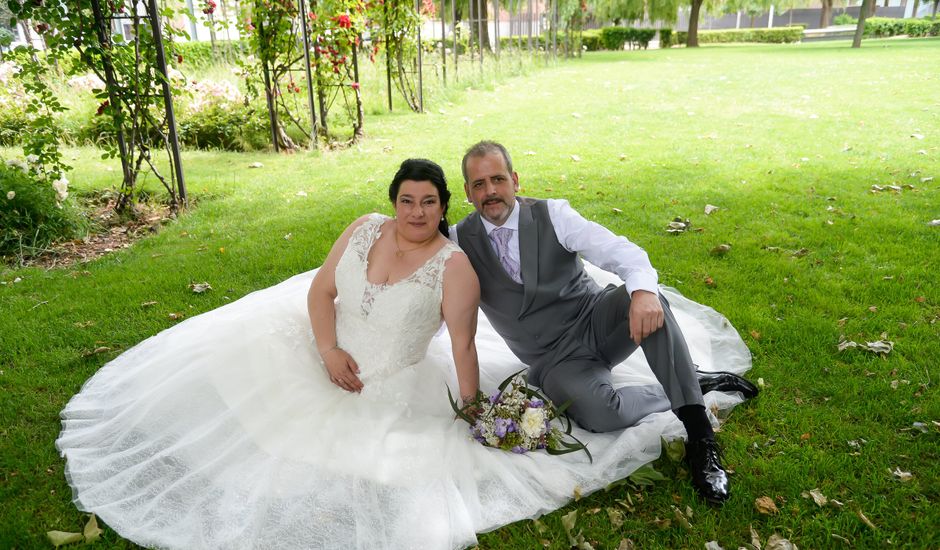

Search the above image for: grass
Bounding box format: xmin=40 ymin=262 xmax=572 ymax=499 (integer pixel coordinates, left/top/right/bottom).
xmin=2 ymin=37 xmax=939 ymax=548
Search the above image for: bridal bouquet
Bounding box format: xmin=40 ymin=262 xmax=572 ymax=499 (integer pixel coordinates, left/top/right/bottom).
xmin=449 ymin=371 xmax=592 ymax=462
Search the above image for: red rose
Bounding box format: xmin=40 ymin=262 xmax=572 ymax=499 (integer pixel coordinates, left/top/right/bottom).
xmin=96 ymin=100 xmax=110 ymax=116
xmin=176 ymin=54 xmax=184 ymax=64
xmin=350 ymin=82 xmax=360 ymax=90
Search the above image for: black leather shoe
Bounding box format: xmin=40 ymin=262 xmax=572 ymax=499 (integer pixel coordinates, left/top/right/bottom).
xmin=686 ymin=438 xmax=730 ymax=506
xmin=697 ymin=371 xmax=759 ymax=400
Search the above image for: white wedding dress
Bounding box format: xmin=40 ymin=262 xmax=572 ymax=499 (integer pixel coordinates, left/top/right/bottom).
xmin=57 ymin=214 xmax=752 ymax=550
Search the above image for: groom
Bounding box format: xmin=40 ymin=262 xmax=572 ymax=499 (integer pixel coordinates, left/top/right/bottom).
xmin=452 ymin=140 xmax=757 ymax=505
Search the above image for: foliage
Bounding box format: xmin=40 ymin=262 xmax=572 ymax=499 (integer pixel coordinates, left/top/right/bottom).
xmin=581 ymin=29 xmax=604 ymax=51
xmin=173 ymin=39 xmax=248 ymax=69
xmin=658 ymin=27 xmax=674 ymax=47
xmin=177 ymin=102 xmax=269 ymax=151
xmin=591 ymin=0 xmax=681 ymax=24
xmin=0 ymin=159 xmax=87 ymax=260
xmin=7 ymin=0 xmax=188 ymax=211
xmin=674 ymin=26 xmax=803 ymax=44
xmin=599 ymin=26 xmax=658 ymax=49
xmin=864 ymin=16 xmax=940 ymax=37
xmin=833 ymin=13 xmax=857 ymax=24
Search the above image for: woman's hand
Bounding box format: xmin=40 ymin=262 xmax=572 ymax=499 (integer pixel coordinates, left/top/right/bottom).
xmin=322 ymin=347 xmax=363 ymax=393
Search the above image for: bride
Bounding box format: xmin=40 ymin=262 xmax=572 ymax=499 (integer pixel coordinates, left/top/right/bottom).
xmin=57 ymin=159 xmax=751 ymax=549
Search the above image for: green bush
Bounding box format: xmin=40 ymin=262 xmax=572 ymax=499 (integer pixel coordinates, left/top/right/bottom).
xmin=582 ymin=29 xmax=603 ymax=51
xmin=0 ymin=162 xmax=87 ymax=260
xmin=597 ymin=27 xmax=659 ymax=50
xmin=864 ymin=17 xmax=940 ymax=38
xmin=658 ymin=29 xmax=674 ymax=48
xmin=674 ymin=27 xmax=803 ymax=45
xmin=0 ymin=103 xmax=29 ymax=147
xmin=177 ymin=102 xmax=270 ymax=151
xmin=172 ymin=40 xmax=248 ymax=69
xmin=833 ymin=13 xmax=858 ymax=25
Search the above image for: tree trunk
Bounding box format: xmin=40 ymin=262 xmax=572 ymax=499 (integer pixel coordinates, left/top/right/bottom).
xmin=911 ymin=0 xmax=919 ymax=16
xmin=819 ymin=0 xmax=833 ymax=28
xmin=933 ymin=0 xmax=938 ymax=16
xmin=867 ymin=0 xmax=877 ymax=16
xmin=853 ymin=0 xmax=873 ymax=47
xmin=687 ymin=0 xmax=703 ymax=47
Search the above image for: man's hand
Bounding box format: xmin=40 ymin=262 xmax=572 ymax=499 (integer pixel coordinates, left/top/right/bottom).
xmin=629 ymin=290 xmax=664 ymax=345
xmin=322 ymin=347 xmax=363 ymax=393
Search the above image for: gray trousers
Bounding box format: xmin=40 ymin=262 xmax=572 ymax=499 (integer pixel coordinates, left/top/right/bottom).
xmin=538 ymin=286 xmax=704 ymax=433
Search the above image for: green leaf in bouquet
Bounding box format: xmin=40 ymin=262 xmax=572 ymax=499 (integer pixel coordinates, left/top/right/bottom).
xmin=446 ymin=384 xmax=476 ymax=425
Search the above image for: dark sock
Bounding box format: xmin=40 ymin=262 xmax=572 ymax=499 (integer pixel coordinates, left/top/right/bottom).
xmin=676 ymin=404 xmax=714 ymax=442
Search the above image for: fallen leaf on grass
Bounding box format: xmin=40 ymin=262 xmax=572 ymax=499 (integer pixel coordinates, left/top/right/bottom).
xmin=666 ymin=217 xmax=691 ymax=234
xmin=704 ymin=542 xmax=725 ymax=550
xmin=855 ymin=508 xmax=877 ymax=530
xmin=652 ymin=517 xmax=671 ymax=529
xmin=671 ymin=505 xmax=693 ymax=530
xmin=284 ymin=233 xmax=293 ymax=240
xmin=560 ymin=510 xmax=594 ymax=550
xmin=295 ymin=191 xmax=307 ymax=197
xmin=628 ymin=463 xmax=666 ymax=486
xmin=573 ymin=486 xmax=582 ymax=501
xmin=766 ymin=534 xmax=798 ymax=550
xmin=570 ymin=155 xmax=581 ymax=162
xmin=704 ymin=204 xmax=719 ymax=215
xmin=168 ymin=312 xmax=185 ymax=321
xmin=531 ymin=518 xmax=548 ymax=534
xmin=755 ymin=496 xmax=779 ymax=515
xmin=928 ymin=220 xmax=940 ymax=227
xmin=617 ymin=539 xmax=635 ymax=550
xmin=891 ymin=467 xmax=913 ymax=481
xmin=523 ymin=151 xmax=537 ymax=156
xmin=750 ymin=525 xmax=762 ymax=550
xmin=83 ymin=514 xmax=103 ymax=543
xmin=46 ymin=531 xmax=83 ymax=547
xmin=571 ymin=112 xmax=582 ymax=119
xmin=141 ymin=301 xmax=157 ymax=307
xmin=248 ymin=162 xmax=263 ymax=168
xmin=911 ymin=133 xmax=925 ymax=140
xmin=830 ymin=533 xmax=851 ymax=545
xmin=710 ymin=244 xmax=731 ymax=256
xmin=189 ymin=282 xmax=212 ymax=294
xmin=837 ymin=337 xmax=893 ymax=355
xmin=801 ymin=488 xmax=828 ymax=507
xmin=607 ymin=507 xmax=625 ymax=528
xmin=612 ymin=207 xmax=623 ymax=214
xmin=791 ymin=247 xmax=810 ymax=258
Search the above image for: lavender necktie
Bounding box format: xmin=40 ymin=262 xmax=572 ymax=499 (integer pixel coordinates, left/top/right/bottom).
xmin=489 ymin=226 xmax=522 ymax=284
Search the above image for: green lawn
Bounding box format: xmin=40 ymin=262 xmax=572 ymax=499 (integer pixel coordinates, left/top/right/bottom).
xmin=2 ymin=38 xmax=939 ymax=549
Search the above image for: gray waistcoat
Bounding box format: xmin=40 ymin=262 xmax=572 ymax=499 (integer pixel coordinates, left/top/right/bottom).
xmin=456 ymin=198 xmax=604 ymax=381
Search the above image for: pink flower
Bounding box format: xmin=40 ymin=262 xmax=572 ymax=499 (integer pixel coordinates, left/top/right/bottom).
xmin=350 ymin=82 xmax=360 ymax=90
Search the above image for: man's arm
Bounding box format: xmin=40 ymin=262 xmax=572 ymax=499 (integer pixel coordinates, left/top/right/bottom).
xmin=547 ymin=199 xmax=662 ymax=343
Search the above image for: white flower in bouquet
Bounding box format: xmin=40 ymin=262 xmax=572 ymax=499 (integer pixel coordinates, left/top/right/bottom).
xmin=520 ymin=406 xmax=547 ymax=439
xmin=52 ymin=176 xmax=69 ymax=201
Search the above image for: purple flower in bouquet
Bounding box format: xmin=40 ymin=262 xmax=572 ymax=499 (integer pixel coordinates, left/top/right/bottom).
xmin=511 ymin=446 xmax=528 ymax=454
xmin=528 ymin=398 xmax=544 ymax=408
xmin=493 ymin=417 xmax=516 ymax=438
xmin=488 ymin=392 xmax=501 ymax=405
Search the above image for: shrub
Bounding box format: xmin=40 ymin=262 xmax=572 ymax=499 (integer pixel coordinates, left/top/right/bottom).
xmin=658 ymin=29 xmax=674 ymax=48
xmin=582 ymin=29 xmax=603 ymax=51
xmin=178 ymin=102 xmax=270 ymax=151
xmin=864 ymin=17 xmax=940 ymax=38
xmin=173 ymin=40 xmax=248 ymax=69
xmin=600 ymin=27 xmax=631 ymax=50
xmin=0 ymin=160 xmax=87 ymax=260
xmin=674 ymin=27 xmax=802 ymax=45
xmin=833 ymin=13 xmax=858 ymax=25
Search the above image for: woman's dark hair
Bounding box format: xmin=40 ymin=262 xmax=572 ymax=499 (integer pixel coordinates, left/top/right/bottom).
xmin=388 ymin=158 xmax=452 ymax=237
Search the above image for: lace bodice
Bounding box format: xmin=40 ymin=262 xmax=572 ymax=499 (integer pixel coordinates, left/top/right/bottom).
xmin=334 ymin=214 xmax=460 ymax=384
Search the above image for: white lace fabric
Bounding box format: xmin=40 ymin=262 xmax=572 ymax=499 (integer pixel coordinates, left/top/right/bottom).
xmin=56 ymin=218 xmax=752 ymax=549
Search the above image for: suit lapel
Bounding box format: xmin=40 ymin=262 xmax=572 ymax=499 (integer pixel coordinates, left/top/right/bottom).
xmin=518 ymin=200 xmax=539 ymax=315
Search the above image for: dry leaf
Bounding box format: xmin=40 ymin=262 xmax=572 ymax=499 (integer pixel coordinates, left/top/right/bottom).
xmin=619 ymin=154 xmax=627 ymax=161
xmin=766 ymin=534 xmax=798 ymax=550
xmin=570 ymin=155 xmax=581 ymax=162
xmin=704 ymin=204 xmax=720 ymax=215
xmin=666 ymin=217 xmax=691 ymax=234
xmin=757 ymin=377 xmax=766 ymax=388
xmin=891 ymin=467 xmax=912 ymax=481
xmin=141 ymin=301 xmax=158 ymax=307
xmin=571 ymin=112 xmax=582 ymax=118
xmin=189 ymin=282 xmax=212 ymax=294
xmin=168 ymin=312 xmax=185 ymax=321
xmin=800 ymin=433 xmax=811 ymax=441
xmin=612 ymin=207 xmax=623 ymax=214
xmin=704 ymin=542 xmax=725 ymax=550
xmin=911 ymin=133 xmax=925 ymax=140
xmin=791 ymin=248 xmax=810 ymax=257
xmin=750 ymin=330 xmax=761 ymax=340
xmin=532 ymin=518 xmax=548 ymax=534
xmin=295 ymin=191 xmax=308 ymax=197
xmin=617 ymin=539 xmax=636 ymax=550
xmin=524 ymin=151 xmax=537 ymax=156
xmin=248 ymin=162 xmax=263 ymax=168
xmin=607 ymin=507 xmax=625 ymax=528
xmin=750 ymin=525 xmax=762 ymax=550
xmin=46 ymin=531 xmax=83 ymax=547
xmin=83 ymin=514 xmax=103 ymax=543
xmin=711 ymin=243 xmax=731 ymax=256
xmin=671 ymin=505 xmax=693 ymax=530
xmin=652 ymin=517 xmax=672 ymax=529
xmin=284 ymin=233 xmax=293 ymax=240
xmin=801 ymin=488 xmax=828 ymax=507
xmin=928 ymin=220 xmax=940 ymax=227
xmin=755 ymin=496 xmax=779 ymax=515
xmin=855 ymin=508 xmax=876 ymax=530
xmin=573 ymin=486 xmax=583 ymax=501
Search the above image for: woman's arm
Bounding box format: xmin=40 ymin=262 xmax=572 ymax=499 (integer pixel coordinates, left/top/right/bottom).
xmin=441 ymin=251 xmax=481 ymax=404
xmin=307 ymin=215 xmax=372 ymax=393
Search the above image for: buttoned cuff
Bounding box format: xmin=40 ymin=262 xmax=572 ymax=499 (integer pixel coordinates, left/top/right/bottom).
xmin=624 ymin=272 xmax=659 ymax=297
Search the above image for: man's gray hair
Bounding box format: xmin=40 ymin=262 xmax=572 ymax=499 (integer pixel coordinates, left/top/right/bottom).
xmin=461 ymin=141 xmax=514 ymax=183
